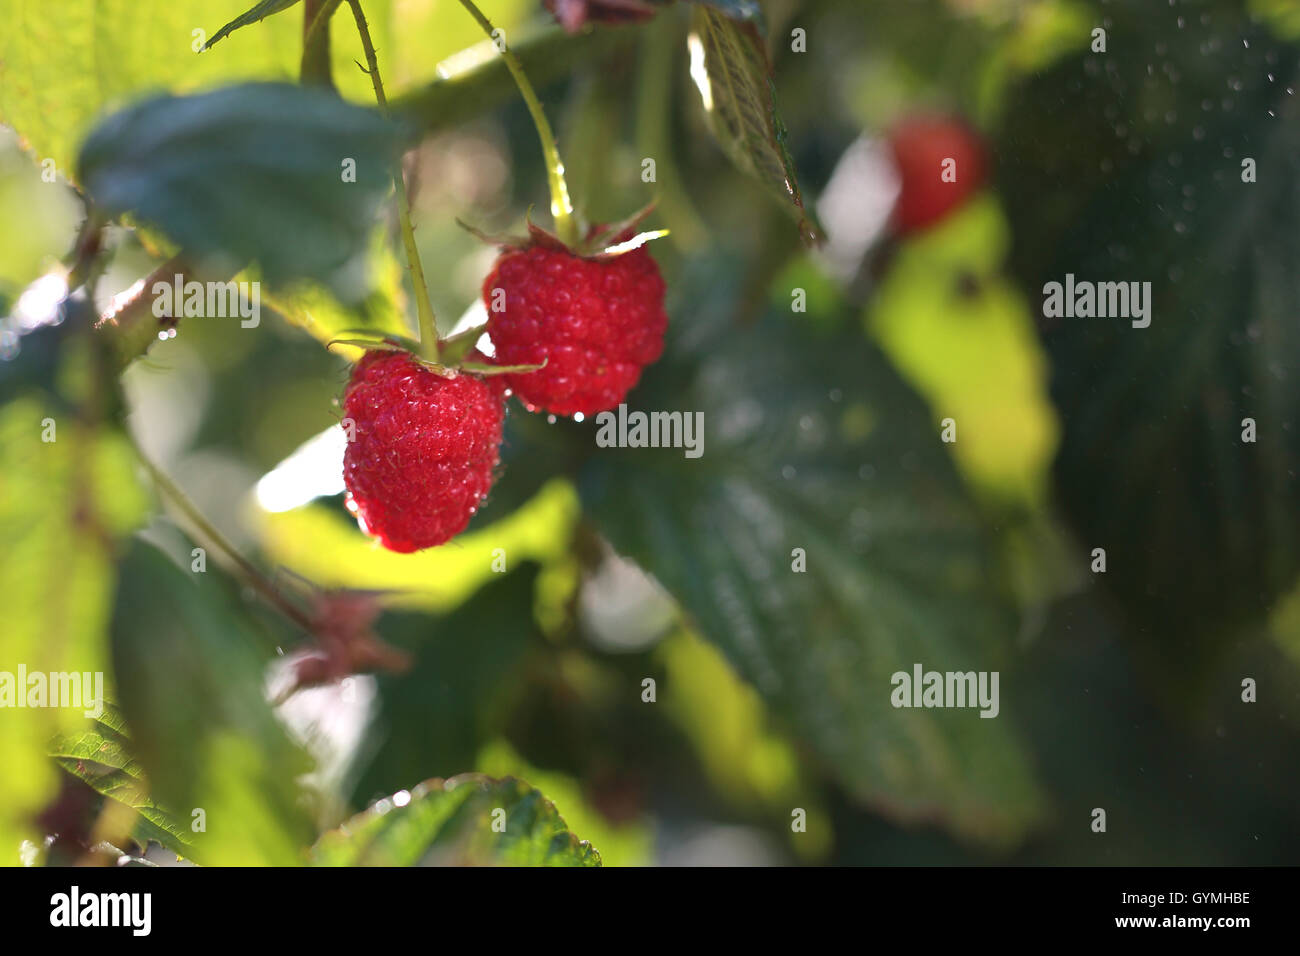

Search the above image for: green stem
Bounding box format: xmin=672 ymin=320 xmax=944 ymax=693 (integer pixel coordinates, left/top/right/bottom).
xmin=348 ymin=0 xmax=439 ymax=361
xmin=455 ymin=0 xmax=578 ymax=246
xmin=301 ymin=0 xmax=343 ymax=81
xmin=301 ymin=0 xmax=337 ymax=86
xmin=137 ymin=453 xmax=317 ymax=637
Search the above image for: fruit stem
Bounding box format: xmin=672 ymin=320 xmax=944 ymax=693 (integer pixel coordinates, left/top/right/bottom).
xmin=455 ymin=0 xmax=579 ymax=246
xmin=348 ymin=0 xmax=440 ymax=362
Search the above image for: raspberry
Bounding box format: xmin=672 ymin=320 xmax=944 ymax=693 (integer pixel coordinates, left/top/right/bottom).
xmin=482 ymin=235 xmax=667 ymax=417
xmin=342 ymin=350 xmax=504 ymax=553
xmin=888 ymin=117 xmax=987 ymax=235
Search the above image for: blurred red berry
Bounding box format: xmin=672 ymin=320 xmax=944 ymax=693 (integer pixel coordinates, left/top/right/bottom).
xmin=887 ymin=116 xmax=988 ymax=235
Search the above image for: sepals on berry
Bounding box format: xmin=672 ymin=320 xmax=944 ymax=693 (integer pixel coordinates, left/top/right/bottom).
xmin=328 ymin=328 xmax=543 ymax=378
xmin=475 ymin=204 xmax=670 ymax=417
xmin=341 ymin=349 xmax=506 ymax=552
xmin=456 ymin=201 xmax=669 ymax=261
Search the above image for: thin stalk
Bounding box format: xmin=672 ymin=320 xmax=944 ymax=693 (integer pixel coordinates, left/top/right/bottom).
xmin=455 ymin=0 xmax=578 ymax=245
xmin=348 ymin=0 xmax=439 ymax=361
xmin=138 ymin=453 xmax=317 ymax=636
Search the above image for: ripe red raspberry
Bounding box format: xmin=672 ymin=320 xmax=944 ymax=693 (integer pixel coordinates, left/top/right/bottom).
xmin=482 ymin=235 xmax=667 ymax=417
xmin=342 ymin=350 xmax=504 ymax=553
xmin=888 ymin=117 xmax=987 ymax=235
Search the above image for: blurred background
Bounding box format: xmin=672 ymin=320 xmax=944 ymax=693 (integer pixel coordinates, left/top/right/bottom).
xmin=2 ymin=0 xmax=1299 ymax=865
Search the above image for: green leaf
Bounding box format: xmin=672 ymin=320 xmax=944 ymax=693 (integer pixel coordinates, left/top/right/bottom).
xmin=864 ymin=197 xmax=1058 ymax=508
xmin=109 ymin=538 xmax=315 ymax=866
xmin=0 ymin=334 xmax=149 ymax=862
xmin=253 ymin=479 xmax=578 ymax=611
xmin=0 ymin=0 xmax=289 ymax=176
xmin=474 ymin=740 xmax=652 ymax=867
xmin=0 ymin=1 xmax=407 ymax=177
xmin=312 ymin=775 xmax=601 ymax=866
xmin=687 ymin=6 xmax=820 ymax=244
xmin=77 ymin=82 xmax=406 ymax=292
xmin=1000 ymin=8 xmax=1300 ymax=656
xmin=578 ymin=261 xmax=1044 ymax=847
xmin=207 ymin=0 xmax=303 ymax=49
xmin=48 ymin=704 xmax=195 ymax=857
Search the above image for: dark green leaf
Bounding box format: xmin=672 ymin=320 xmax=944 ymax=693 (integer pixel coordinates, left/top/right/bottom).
xmin=1000 ymin=5 xmax=1300 ymax=656
xmin=77 ymin=83 xmax=407 ymax=293
xmin=1010 ymin=594 xmax=1300 ymax=864
xmin=313 ymin=775 xmax=601 ymax=866
xmin=206 ymin=0 xmax=303 ymax=50
xmin=109 ymin=538 xmax=315 ymax=865
xmin=687 ymin=6 xmax=820 ymax=244
xmin=578 ymin=260 xmax=1044 ymax=846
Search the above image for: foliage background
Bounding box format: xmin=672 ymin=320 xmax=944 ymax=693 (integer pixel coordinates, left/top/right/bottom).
xmin=1 ymin=0 xmax=1298 ymax=865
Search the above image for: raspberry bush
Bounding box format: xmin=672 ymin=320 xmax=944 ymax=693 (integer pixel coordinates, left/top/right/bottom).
xmin=0 ymin=0 xmax=1298 ymax=883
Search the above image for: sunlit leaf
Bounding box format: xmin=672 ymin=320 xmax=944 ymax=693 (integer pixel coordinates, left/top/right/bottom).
xmin=311 ymin=775 xmax=601 ymax=866
xmin=475 ymin=739 xmax=652 ymax=867
xmin=207 ymin=0 xmax=302 ymax=50
xmin=866 ymin=197 xmax=1057 ymax=507
xmin=254 ymin=479 xmax=578 ymax=611
xmin=48 ymin=704 xmax=195 ymax=857
xmin=0 ymin=335 xmax=149 ymax=861
xmin=687 ymin=6 xmax=820 ymax=244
